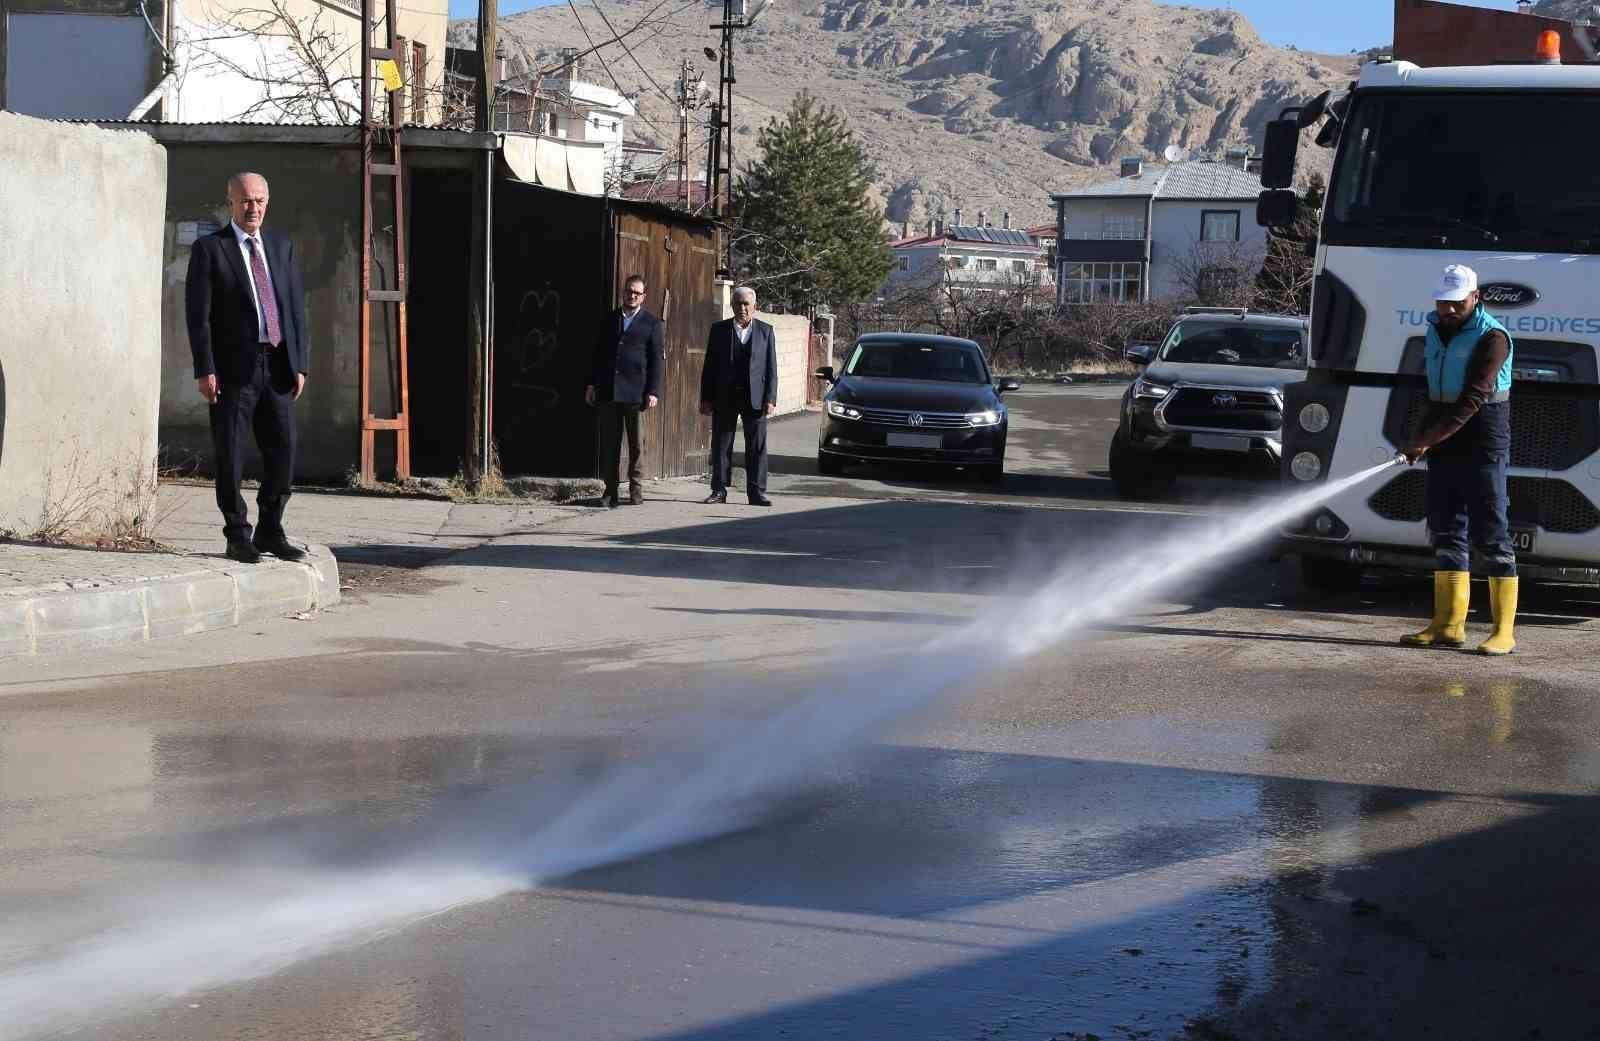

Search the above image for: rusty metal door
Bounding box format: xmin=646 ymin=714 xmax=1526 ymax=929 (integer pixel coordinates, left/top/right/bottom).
xmin=611 ymin=208 xmax=716 ymax=478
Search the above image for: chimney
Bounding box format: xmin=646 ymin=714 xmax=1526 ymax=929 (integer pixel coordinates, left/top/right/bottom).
xmin=494 ymin=42 xmax=508 ymax=85
xmin=1120 ymin=157 xmax=1143 ymax=178
xmin=1224 ymin=146 xmax=1252 ymax=170
xmin=977 ymin=209 xmax=987 ymax=228
xmin=954 ymin=208 xmax=963 ymax=228
xmin=901 ymin=221 xmax=909 ymax=240
xmin=1002 ymin=210 xmax=1011 ymax=230
xmin=1517 ymin=0 xmax=1532 ymax=12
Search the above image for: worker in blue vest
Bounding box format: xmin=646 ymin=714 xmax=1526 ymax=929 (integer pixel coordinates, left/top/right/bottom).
xmin=1399 ymin=264 xmax=1518 ymax=655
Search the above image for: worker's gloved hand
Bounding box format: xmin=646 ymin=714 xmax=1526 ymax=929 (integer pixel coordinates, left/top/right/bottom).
xmin=1400 ymin=445 xmax=1429 ymax=465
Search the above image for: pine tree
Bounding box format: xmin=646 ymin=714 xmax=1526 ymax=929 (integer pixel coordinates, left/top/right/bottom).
xmin=731 ymin=91 xmax=892 ymax=314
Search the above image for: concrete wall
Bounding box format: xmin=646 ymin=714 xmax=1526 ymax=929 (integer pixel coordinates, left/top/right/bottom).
xmin=1149 ymin=199 xmax=1266 ymax=301
xmin=0 ymin=113 xmax=166 ymax=538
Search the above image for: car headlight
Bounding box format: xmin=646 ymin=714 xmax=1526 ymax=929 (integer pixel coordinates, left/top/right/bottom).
xmin=1290 ymin=451 xmax=1323 ymax=482
xmin=966 ymin=409 xmax=1002 ymax=427
xmin=1299 ymin=402 xmax=1331 ymax=434
xmin=827 ymin=401 xmax=862 ymax=420
xmin=1132 ymin=376 xmax=1171 ymax=400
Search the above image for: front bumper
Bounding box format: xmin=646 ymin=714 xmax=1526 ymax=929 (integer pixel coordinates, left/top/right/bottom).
xmin=819 ymin=417 xmax=1006 ymax=465
xmin=1284 ymin=534 xmax=1600 ymax=585
xmin=1126 ymin=385 xmax=1285 ymax=468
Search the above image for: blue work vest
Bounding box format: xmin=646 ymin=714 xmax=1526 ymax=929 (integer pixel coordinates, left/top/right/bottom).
xmin=1425 ymin=306 xmax=1513 ymax=404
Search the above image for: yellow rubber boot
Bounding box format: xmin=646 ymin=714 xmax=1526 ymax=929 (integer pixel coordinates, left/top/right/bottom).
xmin=1400 ymin=571 xmax=1470 ymax=647
xmin=1478 ymin=576 xmax=1519 ymax=656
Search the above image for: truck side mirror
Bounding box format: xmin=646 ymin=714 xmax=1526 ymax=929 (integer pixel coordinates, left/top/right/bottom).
xmin=1260 ymin=117 xmax=1300 ymax=190
xmin=1257 ymin=189 xmax=1300 ymax=229
xmin=1124 ymin=344 xmax=1155 ymax=366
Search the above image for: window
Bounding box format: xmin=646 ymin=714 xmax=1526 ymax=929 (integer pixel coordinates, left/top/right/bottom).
xmin=1060 ymin=262 xmax=1144 ymax=304
xmin=1201 ymin=210 xmax=1241 ymax=243
xmin=1012 ymin=260 xmax=1028 ymax=273
xmin=411 ymin=41 xmax=428 ymax=123
xmin=897 ymin=256 xmax=910 ymax=272
xmin=1159 ymin=320 xmax=1306 ymax=370
xmin=977 ymin=258 xmax=998 ymax=271
xmin=844 ymin=340 xmax=990 ymax=383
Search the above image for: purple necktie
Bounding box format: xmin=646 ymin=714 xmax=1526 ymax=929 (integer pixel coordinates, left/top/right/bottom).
xmin=246 ymin=237 xmax=283 ymax=346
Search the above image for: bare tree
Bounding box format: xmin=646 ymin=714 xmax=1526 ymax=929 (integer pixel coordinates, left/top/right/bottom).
xmin=1167 ymin=233 xmax=1268 ymax=310
xmin=178 ymin=0 xmax=363 ymax=123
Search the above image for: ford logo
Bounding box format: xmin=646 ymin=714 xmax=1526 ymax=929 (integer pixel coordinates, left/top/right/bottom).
xmin=1480 ymin=282 xmax=1540 ymax=309
xmin=1212 ymin=392 xmax=1238 ymax=408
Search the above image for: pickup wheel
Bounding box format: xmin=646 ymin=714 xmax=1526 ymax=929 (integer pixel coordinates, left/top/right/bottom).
xmin=1109 ymin=432 xmax=1176 ymax=500
xmin=1300 ymin=554 xmax=1363 ymax=593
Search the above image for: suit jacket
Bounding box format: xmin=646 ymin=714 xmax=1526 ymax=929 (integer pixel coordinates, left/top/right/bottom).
xmin=700 ymin=318 xmax=777 ymax=413
xmin=592 ymin=307 xmax=665 ymax=405
xmin=185 ymin=224 xmax=309 ymax=385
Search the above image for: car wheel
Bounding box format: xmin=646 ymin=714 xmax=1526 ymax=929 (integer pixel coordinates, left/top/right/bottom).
xmin=1108 ymin=432 xmax=1175 ymax=500
xmin=817 ymin=452 xmax=846 ymax=476
xmin=978 ymin=463 xmax=1005 ymax=484
xmin=1300 ymin=554 xmax=1363 ymax=593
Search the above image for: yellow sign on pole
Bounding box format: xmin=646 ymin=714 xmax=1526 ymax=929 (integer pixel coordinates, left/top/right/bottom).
xmin=378 ymin=59 xmax=404 ymax=94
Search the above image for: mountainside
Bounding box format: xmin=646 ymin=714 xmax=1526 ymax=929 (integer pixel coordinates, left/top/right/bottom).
xmin=451 ymin=0 xmax=1347 ymax=228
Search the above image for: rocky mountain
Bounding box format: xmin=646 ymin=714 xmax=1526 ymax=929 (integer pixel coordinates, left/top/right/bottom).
xmin=451 ymin=0 xmax=1348 ymax=228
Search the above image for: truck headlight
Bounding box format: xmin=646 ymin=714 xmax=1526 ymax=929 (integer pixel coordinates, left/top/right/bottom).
xmin=1132 ymin=376 xmax=1171 ymax=400
xmin=1290 ymin=451 xmax=1323 ymax=482
xmin=1299 ymin=403 xmax=1331 ymax=434
xmin=827 ymin=401 xmax=862 ymax=420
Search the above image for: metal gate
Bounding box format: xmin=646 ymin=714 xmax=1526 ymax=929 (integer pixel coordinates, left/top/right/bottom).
xmin=610 ymin=206 xmax=718 ymax=479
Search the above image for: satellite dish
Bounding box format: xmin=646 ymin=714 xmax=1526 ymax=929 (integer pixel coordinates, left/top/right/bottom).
xmin=1163 ymin=145 xmax=1190 ymax=163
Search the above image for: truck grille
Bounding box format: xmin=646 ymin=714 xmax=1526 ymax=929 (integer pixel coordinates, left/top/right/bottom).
xmin=1160 ymin=387 xmax=1281 ymax=433
xmin=1390 ymin=392 xmax=1599 ymax=471
xmin=1367 ymin=470 xmax=1600 ymax=534
xmin=855 ymin=406 xmax=972 ymax=429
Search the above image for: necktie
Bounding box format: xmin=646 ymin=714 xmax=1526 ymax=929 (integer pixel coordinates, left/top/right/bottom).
xmin=246 ymin=237 xmax=283 ymax=346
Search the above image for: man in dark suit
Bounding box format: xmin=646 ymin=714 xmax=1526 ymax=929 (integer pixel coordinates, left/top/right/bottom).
xmin=587 ymin=273 xmax=665 ymax=507
xmin=185 ymin=171 xmax=309 ymax=563
xmin=699 ymin=285 xmax=778 ymax=506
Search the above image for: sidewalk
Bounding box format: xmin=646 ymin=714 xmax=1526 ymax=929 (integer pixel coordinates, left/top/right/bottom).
xmin=0 ymin=482 xmax=576 ymax=659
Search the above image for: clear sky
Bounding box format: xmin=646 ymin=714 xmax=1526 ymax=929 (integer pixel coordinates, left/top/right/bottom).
xmin=447 ymin=0 xmax=1526 ymax=56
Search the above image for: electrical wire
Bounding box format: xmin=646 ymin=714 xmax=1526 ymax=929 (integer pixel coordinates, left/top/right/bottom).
xmin=564 ymin=0 xmax=671 ymax=135
xmin=587 ymin=0 xmax=677 ymax=107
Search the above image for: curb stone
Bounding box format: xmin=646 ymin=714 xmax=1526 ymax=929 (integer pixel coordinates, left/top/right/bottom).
xmin=1 ymin=546 xmax=340 ymax=659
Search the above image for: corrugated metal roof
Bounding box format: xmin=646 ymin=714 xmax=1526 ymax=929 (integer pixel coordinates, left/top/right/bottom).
xmin=1051 ymin=160 xmax=1262 ymax=202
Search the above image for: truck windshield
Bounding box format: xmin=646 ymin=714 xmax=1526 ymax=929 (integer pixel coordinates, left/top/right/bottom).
xmin=1326 ymin=92 xmax=1600 ymax=254
xmin=1159 ymin=321 xmax=1306 ymax=370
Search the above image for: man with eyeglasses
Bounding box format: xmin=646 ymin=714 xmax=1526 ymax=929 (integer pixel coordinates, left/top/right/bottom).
xmin=587 ymin=274 xmax=664 ymax=507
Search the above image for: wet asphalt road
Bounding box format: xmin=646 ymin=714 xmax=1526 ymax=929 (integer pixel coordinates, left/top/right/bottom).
xmin=4 ymin=386 xmax=1600 ymax=1041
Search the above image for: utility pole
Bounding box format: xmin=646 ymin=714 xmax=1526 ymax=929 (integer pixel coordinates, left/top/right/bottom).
xmin=677 ymin=59 xmax=697 ymax=208
xmin=465 ymin=0 xmax=498 ymax=488
xmin=707 ymin=0 xmax=770 ymax=265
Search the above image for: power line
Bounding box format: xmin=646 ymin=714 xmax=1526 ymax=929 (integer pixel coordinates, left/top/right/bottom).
xmin=563 ymin=0 xmax=672 ymax=135
xmin=588 ymin=0 xmax=677 ymax=107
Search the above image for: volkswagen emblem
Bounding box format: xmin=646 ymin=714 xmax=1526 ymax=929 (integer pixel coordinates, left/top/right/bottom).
xmin=1480 ymin=282 xmax=1540 ymax=309
xmin=1212 ymin=392 xmax=1238 ymax=408
xmin=908 ymin=413 xmax=925 ymax=427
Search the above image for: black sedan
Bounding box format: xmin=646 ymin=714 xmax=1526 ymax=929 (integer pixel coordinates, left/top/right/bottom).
xmin=815 ymin=333 xmax=1019 ymax=482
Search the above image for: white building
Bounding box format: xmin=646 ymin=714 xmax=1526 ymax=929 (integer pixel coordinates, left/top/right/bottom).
xmin=1049 ymin=157 xmax=1267 ymax=306
xmin=887 ymin=212 xmax=1052 ymax=296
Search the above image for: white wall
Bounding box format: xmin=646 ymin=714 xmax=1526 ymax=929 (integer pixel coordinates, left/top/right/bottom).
xmin=1057 ymin=197 xmax=1148 ymax=240
xmin=0 ymin=114 xmax=167 ymax=538
xmin=1148 ymin=199 xmax=1265 ymax=300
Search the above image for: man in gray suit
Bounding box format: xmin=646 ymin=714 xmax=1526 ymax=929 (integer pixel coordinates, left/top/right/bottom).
xmin=699 ymin=285 xmax=777 ymax=505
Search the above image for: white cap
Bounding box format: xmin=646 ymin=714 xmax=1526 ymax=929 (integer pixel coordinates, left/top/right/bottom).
xmin=1433 ymin=264 xmax=1478 ymax=302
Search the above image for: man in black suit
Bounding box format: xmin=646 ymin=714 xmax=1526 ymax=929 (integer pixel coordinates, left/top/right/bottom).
xmin=185 ymin=171 xmax=309 ymax=563
xmin=699 ymin=285 xmax=778 ymax=506
xmin=587 ymin=273 xmax=665 ymax=507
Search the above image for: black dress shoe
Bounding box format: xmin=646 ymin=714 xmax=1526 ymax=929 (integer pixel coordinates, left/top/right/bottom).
xmin=748 ymin=494 xmax=773 ymax=507
xmin=703 ymin=491 xmax=727 ymax=504
xmin=629 ymin=486 xmax=644 ymax=506
xmin=225 ymin=540 xmax=262 ymax=564
xmin=605 ymin=491 xmax=620 ymax=509
xmin=253 ymin=536 xmax=307 ymax=562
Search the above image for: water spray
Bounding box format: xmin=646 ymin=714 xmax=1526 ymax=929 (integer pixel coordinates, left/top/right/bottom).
xmin=0 ymin=456 xmax=1408 ymax=1040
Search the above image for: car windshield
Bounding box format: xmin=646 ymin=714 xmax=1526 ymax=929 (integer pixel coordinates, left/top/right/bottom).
xmin=1159 ymin=321 xmax=1306 ymax=370
xmin=844 ymin=340 xmax=990 ymax=383
xmin=1326 ymin=92 xmax=1600 ymax=253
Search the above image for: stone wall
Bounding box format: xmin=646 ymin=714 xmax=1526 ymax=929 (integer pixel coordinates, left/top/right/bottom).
xmin=0 ymin=113 xmax=166 ymax=539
